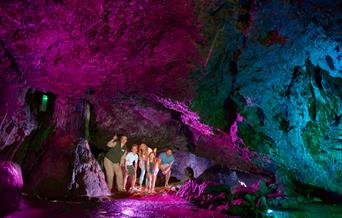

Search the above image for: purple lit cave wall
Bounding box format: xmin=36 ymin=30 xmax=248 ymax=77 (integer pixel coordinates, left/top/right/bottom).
xmin=0 ymin=0 xmax=341 ymax=217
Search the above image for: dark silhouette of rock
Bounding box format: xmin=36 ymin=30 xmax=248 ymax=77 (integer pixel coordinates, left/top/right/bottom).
xmin=0 ymin=161 xmax=23 ymax=214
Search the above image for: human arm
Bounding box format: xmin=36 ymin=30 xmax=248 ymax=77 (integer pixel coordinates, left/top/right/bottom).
xmin=134 ymin=159 xmax=138 ymax=172
xmin=120 ymin=150 xmax=127 ymax=167
xmin=124 ymin=160 xmax=129 ymax=173
xmin=139 ymin=159 xmax=143 ymax=168
xmin=164 ymin=161 xmax=174 ymax=172
xmin=106 ymin=139 xmax=116 ymax=148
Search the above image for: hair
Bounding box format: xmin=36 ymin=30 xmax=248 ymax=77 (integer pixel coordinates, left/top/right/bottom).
xmin=148 ymin=152 xmax=156 ymax=162
xmin=117 ymin=133 xmax=127 ymax=140
xmin=166 ymin=147 xmax=172 ymax=152
xmin=131 ymin=144 xmax=138 ymax=149
xmin=116 ymin=128 xmax=127 ymax=139
xmin=139 ymin=143 xmax=148 ymax=156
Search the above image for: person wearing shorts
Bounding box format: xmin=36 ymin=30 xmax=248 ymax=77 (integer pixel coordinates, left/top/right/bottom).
xmin=123 ymin=144 xmax=139 ymax=192
xmin=158 ymin=148 xmax=175 ymax=187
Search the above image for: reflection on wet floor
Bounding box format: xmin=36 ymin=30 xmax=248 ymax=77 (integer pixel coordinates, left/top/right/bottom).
xmin=4 ymin=186 xmax=342 ymax=218
xmin=4 ymin=189 xmax=229 ymax=218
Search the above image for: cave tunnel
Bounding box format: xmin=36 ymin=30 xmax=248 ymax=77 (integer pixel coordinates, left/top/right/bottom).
xmin=1 ymin=0 xmax=342 ymax=217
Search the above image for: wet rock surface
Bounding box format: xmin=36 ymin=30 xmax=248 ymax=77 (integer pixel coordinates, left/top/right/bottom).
xmin=198 ymin=165 xmax=269 ymax=187
xmin=0 ymin=161 xmax=23 ymax=214
xmin=0 ymin=0 xmax=341 ymax=209
xmin=5 ymin=194 xmax=227 ymax=218
xmin=172 ymin=151 xmax=214 ymax=180
xmin=191 ymin=0 xmax=342 ymax=194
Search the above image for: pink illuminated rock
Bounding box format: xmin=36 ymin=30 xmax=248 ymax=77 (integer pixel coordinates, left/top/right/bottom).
xmin=0 ymin=0 xmax=202 ymax=102
xmin=0 ymin=161 xmax=23 ymax=214
xmin=231 ymin=181 xmax=260 ymax=195
xmin=68 ymin=139 xmax=110 ymax=198
xmin=231 ymin=198 xmax=247 ymax=206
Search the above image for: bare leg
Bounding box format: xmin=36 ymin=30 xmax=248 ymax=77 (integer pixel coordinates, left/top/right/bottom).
xmin=147 ymin=174 xmax=152 ymax=193
xmin=131 ymin=173 xmax=137 ymax=190
xmin=165 ymin=170 xmax=171 ymax=187
xmin=139 ymin=161 xmax=146 ymax=189
xmin=152 ymin=174 xmax=157 ymax=193
xmin=123 ymin=172 xmax=128 ymax=191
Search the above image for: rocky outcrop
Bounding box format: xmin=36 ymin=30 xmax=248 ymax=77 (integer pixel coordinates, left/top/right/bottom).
xmin=68 ymin=139 xmax=110 ymax=198
xmin=191 ymin=0 xmax=342 ymax=194
xmin=176 ymin=179 xmax=273 ymax=216
xmin=172 ymin=151 xmax=214 ymax=180
xmin=0 ymin=161 xmax=23 ymax=214
xmin=23 ymin=132 xmax=110 ymax=199
xmin=198 ymin=165 xmax=269 ymax=187
xmin=0 ymin=0 xmax=341 ymax=201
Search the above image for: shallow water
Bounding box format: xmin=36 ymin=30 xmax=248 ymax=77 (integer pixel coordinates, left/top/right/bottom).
xmin=5 ymin=192 xmax=342 ymax=218
xmin=4 ymin=193 xmax=230 ymax=218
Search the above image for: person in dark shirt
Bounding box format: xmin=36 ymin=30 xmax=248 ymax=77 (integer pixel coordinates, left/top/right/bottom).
xmin=104 ymin=133 xmax=127 ymax=192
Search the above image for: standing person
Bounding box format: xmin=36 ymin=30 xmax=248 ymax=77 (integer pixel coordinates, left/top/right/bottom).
xmin=123 ymin=144 xmax=139 ymax=192
xmin=104 ymin=133 xmax=127 ymax=192
xmin=138 ymin=143 xmax=153 ymax=191
xmin=146 ymin=152 xmax=158 ymax=193
xmin=158 ymin=148 xmax=175 ymax=187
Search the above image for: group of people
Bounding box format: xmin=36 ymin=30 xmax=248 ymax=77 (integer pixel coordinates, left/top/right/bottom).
xmin=103 ymin=132 xmax=175 ymax=193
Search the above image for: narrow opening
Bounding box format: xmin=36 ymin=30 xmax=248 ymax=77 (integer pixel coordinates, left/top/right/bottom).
xmin=25 ymin=89 xmax=56 ymax=126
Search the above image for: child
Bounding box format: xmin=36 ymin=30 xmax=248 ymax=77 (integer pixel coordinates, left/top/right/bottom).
xmin=138 ymin=143 xmax=153 ymax=191
xmin=146 ymin=152 xmax=158 ymax=193
xmin=123 ymin=144 xmax=139 ymax=192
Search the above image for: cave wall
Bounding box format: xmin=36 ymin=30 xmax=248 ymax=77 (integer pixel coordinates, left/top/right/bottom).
xmin=191 ymin=0 xmax=342 ymax=194
xmin=0 ymin=0 xmax=341 ymax=198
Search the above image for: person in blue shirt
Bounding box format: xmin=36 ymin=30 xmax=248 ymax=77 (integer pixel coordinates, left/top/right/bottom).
xmin=158 ymin=148 xmax=175 ymax=187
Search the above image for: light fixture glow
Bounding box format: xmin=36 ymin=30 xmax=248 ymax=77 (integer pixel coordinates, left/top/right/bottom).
xmin=42 ymin=94 xmax=48 ymax=112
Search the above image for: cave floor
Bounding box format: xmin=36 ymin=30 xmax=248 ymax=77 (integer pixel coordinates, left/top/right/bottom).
xmin=4 ymin=186 xmax=342 ymax=218
xmin=4 ymin=187 xmax=228 ymax=218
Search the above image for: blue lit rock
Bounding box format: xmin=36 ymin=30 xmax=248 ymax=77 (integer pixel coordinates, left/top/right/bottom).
xmin=192 ymin=0 xmax=342 ymax=194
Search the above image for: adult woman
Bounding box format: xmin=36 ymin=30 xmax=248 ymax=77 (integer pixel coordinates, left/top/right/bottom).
xmin=146 ymin=152 xmax=158 ymax=193
xmin=138 ymin=143 xmax=153 ymax=190
xmin=104 ymin=133 xmax=127 ymax=192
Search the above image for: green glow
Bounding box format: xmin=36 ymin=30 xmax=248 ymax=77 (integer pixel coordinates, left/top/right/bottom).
xmin=42 ymin=94 xmax=48 ymax=112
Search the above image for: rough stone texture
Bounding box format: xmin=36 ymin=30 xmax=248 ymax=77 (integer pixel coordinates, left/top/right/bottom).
xmin=0 ymin=161 xmax=23 ymax=214
xmin=177 ymin=179 xmax=274 ymax=216
xmin=198 ymin=165 xmax=269 ymax=187
xmin=172 ymin=151 xmax=214 ymax=179
xmin=91 ymin=95 xmax=266 ymax=174
xmin=68 ymin=139 xmax=110 ymax=198
xmin=191 ymin=0 xmax=342 ymax=194
xmin=23 ymin=130 xmax=78 ymax=199
xmin=0 ymin=0 xmax=341 ymax=200
xmin=0 ymin=0 xmax=202 ymax=101
xmin=22 ymin=133 xmax=110 ymax=199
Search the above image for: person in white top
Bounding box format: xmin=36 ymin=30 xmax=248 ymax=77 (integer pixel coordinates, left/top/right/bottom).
xmin=123 ymin=144 xmax=139 ymax=192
